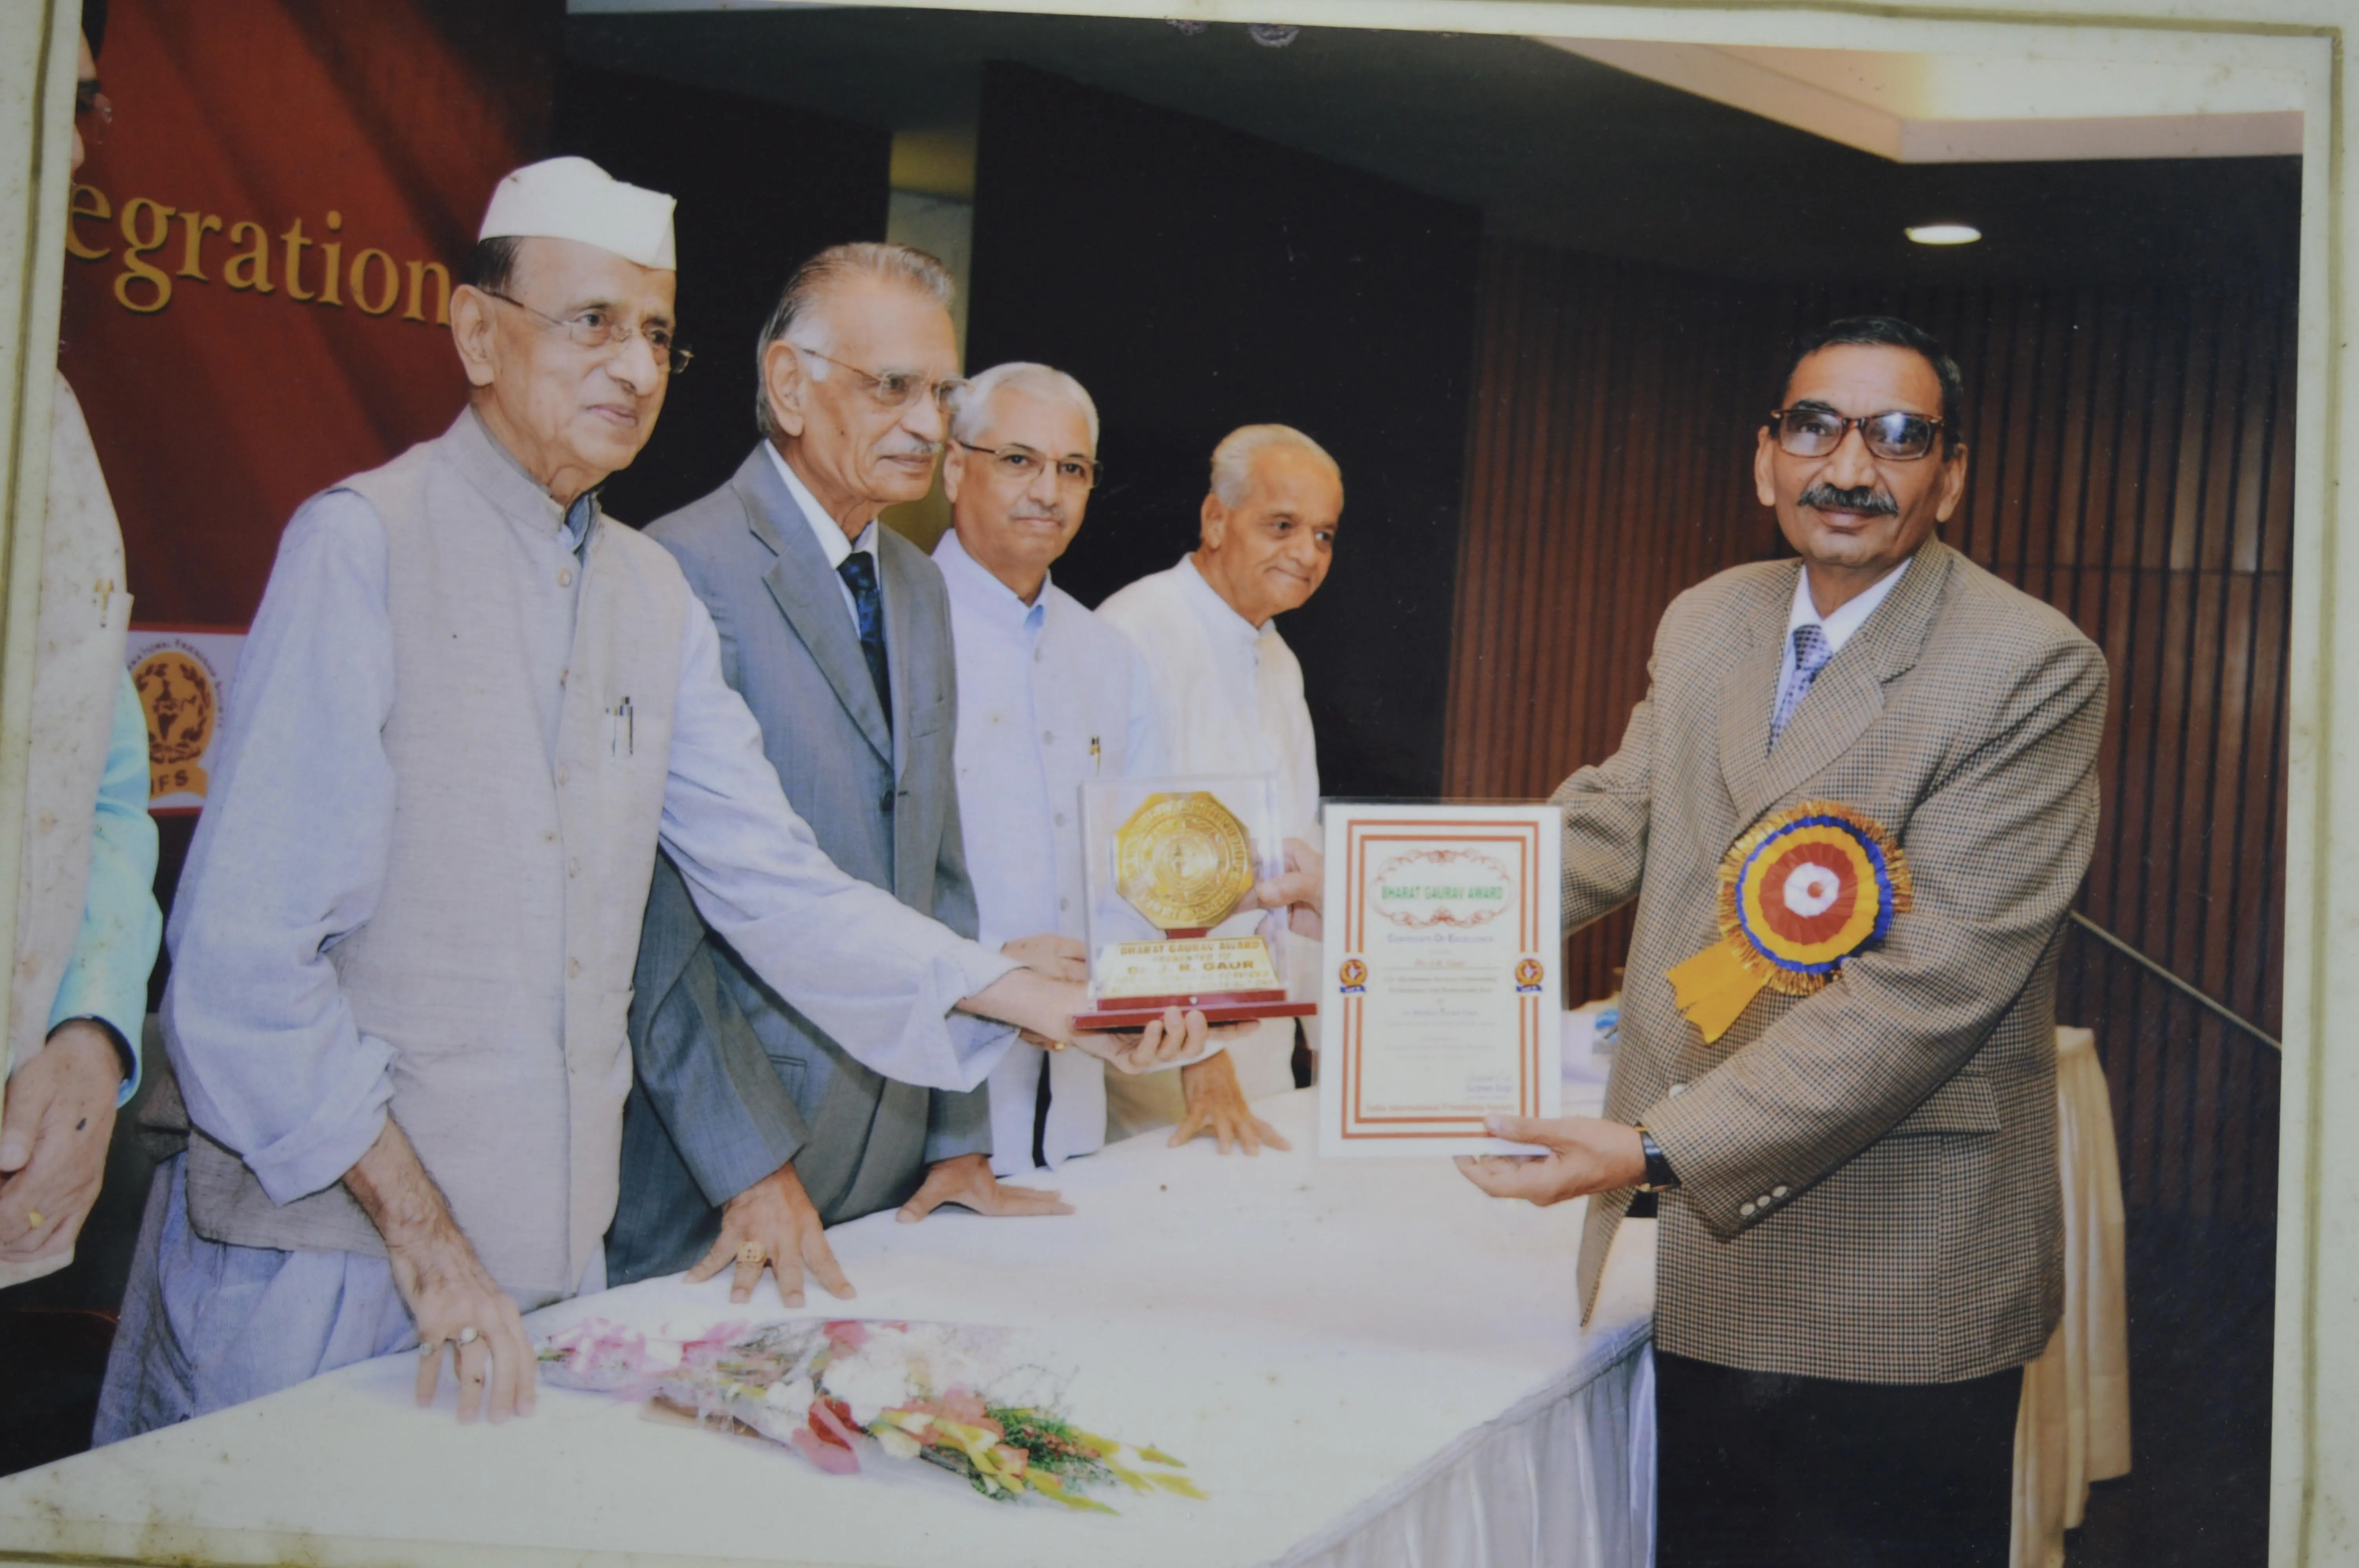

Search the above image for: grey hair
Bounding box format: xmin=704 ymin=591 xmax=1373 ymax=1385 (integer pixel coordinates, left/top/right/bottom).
xmin=1209 ymin=423 xmax=1341 ymax=507
xmin=753 ymin=242 xmax=957 ymax=439
xmin=947 ymin=362 xmax=1101 ymax=449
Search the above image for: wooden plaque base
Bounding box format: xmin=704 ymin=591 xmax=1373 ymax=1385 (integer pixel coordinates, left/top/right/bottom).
xmin=1072 ymin=997 xmax=1318 ymax=1031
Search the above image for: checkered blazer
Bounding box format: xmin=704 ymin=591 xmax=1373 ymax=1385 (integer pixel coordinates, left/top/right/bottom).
xmin=1567 ymin=540 xmax=2106 ymax=1383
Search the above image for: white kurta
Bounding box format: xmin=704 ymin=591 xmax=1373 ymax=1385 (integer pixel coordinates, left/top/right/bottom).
xmin=935 ymin=531 xmax=1162 ymax=1172
xmin=1094 ymin=555 xmax=1321 ymax=1122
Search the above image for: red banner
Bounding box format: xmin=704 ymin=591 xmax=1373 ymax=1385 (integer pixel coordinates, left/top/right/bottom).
xmin=59 ymin=0 xmax=552 ymax=627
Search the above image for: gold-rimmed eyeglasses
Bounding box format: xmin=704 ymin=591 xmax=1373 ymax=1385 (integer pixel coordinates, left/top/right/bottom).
xmin=483 ymin=291 xmax=693 ymax=377
xmin=1767 ymin=406 xmax=1944 ymax=461
xmin=954 ymin=440 xmax=1101 ymax=491
xmin=793 ymin=345 xmax=969 ymax=413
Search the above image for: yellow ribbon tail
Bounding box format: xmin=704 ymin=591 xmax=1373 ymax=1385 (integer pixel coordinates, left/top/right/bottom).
xmin=1667 ymin=941 xmax=1767 ymax=1045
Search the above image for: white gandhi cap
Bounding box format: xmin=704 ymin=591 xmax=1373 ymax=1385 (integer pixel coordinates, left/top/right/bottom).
xmin=477 ymin=156 xmax=676 ymax=272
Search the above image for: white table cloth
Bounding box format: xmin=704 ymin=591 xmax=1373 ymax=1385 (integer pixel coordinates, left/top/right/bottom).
xmin=0 ymin=1091 xmax=1654 ymax=1568
xmin=2011 ymin=1026 xmax=2133 ymax=1568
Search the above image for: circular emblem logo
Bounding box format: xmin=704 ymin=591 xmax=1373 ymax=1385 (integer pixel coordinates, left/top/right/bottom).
xmin=134 ymin=647 xmax=219 ymax=799
xmin=1114 ymin=792 xmax=1256 ymax=931
xmin=1338 ymin=957 xmax=1368 ymax=988
xmin=1732 ymin=814 xmax=1897 ymax=976
xmin=1515 ymin=956 xmax=1546 ymax=988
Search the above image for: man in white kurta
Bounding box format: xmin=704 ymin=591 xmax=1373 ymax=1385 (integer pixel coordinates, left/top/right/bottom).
xmin=95 ymin=160 xmax=1179 ymax=1442
xmin=1095 ymin=425 xmax=1341 ymax=1137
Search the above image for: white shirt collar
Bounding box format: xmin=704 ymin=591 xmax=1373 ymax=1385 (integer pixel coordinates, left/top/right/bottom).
xmin=935 ymin=527 xmax=1047 ymax=632
xmin=1178 ymin=553 xmax=1269 ymax=642
xmin=766 ymin=441 xmax=876 ymax=566
xmin=1787 ymin=554 xmax=1912 ymax=657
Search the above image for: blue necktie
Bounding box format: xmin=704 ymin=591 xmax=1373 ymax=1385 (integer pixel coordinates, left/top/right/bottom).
xmin=837 ymin=552 xmax=891 ymax=725
xmin=1770 ymin=622 xmax=1833 ymax=749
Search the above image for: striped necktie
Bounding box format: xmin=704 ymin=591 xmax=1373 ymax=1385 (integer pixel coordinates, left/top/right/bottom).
xmin=1770 ymin=622 xmax=1833 ymax=749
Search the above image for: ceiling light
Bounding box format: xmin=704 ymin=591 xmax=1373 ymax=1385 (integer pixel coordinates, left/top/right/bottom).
xmin=1906 ymin=223 xmax=1982 ymax=246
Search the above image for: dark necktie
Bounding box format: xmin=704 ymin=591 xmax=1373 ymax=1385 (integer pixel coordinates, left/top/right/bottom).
xmin=1770 ymin=622 xmax=1834 ymax=749
xmin=837 ymin=552 xmax=891 ymax=723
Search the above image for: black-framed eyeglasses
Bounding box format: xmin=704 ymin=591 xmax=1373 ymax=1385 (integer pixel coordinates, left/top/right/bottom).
xmin=74 ymin=80 xmax=111 ymax=144
xmin=1767 ymin=407 xmax=1944 ymax=461
xmin=793 ymin=345 xmax=968 ymax=413
xmin=954 ymin=439 xmax=1101 ymax=491
xmin=483 ymin=291 xmax=692 ymax=377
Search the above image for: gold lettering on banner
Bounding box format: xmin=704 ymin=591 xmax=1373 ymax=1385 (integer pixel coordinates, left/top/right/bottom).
xmin=319 ymin=211 xmax=343 ymax=308
xmin=115 ymin=196 xmax=174 ymax=313
xmin=405 ymin=260 xmax=449 ymax=325
xmin=72 ymin=183 xmax=453 ymax=328
xmin=65 ymin=183 xmax=110 ymax=260
xmin=351 ymin=248 xmax=399 ymax=316
xmin=281 ymin=217 xmax=314 ymax=302
xmin=174 ymin=209 xmax=222 ymax=280
xmin=224 ymin=219 xmax=273 ymax=292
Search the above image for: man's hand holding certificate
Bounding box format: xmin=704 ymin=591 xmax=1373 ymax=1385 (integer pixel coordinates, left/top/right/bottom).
xmin=1317 ymin=804 xmax=1563 ymax=1158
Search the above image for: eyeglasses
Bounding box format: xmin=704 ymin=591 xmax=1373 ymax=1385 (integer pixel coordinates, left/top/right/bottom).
xmin=74 ymin=80 xmax=110 ymax=145
xmin=793 ymin=345 xmax=968 ymax=413
xmin=483 ymin=291 xmax=692 ymax=377
xmin=955 ymin=440 xmax=1101 ymax=491
xmin=1767 ymin=407 xmax=1944 ymax=461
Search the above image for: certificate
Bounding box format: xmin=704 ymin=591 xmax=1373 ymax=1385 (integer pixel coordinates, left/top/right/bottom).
xmin=1318 ymin=803 xmax=1563 ymax=1157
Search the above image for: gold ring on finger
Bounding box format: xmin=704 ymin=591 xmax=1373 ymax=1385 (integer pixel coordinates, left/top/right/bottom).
xmin=456 ymin=1325 xmax=480 ymax=1346
xmin=737 ymin=1241 xmax=768 ymax=1268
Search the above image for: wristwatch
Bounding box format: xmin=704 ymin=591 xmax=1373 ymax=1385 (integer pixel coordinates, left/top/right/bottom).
xmin=1632 ymin=1124 xmax=1680 ymax=1192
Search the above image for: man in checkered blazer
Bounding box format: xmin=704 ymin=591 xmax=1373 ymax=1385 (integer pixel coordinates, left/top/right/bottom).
xmin=1459 ymin=316 xmax=2107 ymax=1567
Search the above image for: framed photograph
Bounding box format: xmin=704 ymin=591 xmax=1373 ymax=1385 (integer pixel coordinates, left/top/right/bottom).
xmin=0 ymin=0 xmax=2339 ymax=1563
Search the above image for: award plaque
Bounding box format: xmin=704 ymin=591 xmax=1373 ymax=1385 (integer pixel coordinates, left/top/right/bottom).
xmin=1072 ymin=774 xmax=1318 ymax=1031
xmin=1318 ymin=803 xmax=1563 ymax=1157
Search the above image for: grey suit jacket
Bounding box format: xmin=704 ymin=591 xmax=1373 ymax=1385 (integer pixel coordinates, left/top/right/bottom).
xmin=607 ymin=445 xmax=995 ymax=1286
xmin=1565 ymin=541 xmax=2106 ymax=1384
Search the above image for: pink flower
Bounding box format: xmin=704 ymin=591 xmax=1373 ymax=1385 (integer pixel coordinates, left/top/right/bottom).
xmin=822 ymin=1321 xmax=870 ymax=1353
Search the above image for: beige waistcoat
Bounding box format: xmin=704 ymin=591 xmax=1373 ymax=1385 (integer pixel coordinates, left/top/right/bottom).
xmin=0 ymin=374 xmax=134 ymax=1291
xmin=8 ymin=374 xmax=132 ymax=1081
xmin=185 ymin=411 xmax=685 ymax=1300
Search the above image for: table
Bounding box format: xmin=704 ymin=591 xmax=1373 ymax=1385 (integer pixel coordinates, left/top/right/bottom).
xmin=2012 ymin=1026 xmax=2133 ymax=1568
xmin=0 ymin=1091 xmax=1656 ymax=1568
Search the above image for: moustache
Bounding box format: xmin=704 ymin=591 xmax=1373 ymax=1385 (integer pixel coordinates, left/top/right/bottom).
xmin=1009 ymin=507 xmax=1066 ymax=525
xmin=881 ymin=441 xmax=942 ymax=460
xmin=1798 ymin=483 xmax=1899 ymax=517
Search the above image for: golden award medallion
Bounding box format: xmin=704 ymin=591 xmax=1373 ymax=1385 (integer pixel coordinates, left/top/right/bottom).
xmin=1115 ymin=792 xmax=1257 ymax=931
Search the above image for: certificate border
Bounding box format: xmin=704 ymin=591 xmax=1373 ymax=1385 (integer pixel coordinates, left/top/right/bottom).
xmin=1334 ymin=812 xmax=1547 ymax=1142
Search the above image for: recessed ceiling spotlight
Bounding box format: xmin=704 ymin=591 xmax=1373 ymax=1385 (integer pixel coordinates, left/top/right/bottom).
xmin=1906 ymin=223 xmax=1983 ymax=247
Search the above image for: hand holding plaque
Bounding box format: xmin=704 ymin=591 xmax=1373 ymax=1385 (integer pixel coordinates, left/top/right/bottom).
xmin=1073 ymin=777 xmax=1318 ymax=1032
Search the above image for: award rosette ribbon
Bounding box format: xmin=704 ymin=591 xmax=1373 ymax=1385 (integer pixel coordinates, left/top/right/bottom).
xmin=1666 ymin=800 xmax=1914 ymax=1044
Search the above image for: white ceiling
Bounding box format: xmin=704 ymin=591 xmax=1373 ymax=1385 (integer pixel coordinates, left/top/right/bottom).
xmin=1536 ymin=38 xmax=2303 ymax=162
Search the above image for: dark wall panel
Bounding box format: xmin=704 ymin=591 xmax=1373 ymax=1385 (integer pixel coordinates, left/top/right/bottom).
xmin=965 ymin=62 xmax=1482 ymax=799
xmin=554 ymin=65 xmax=890 ymax=525
xmin=1445 ymin=239 xmax=2293 ymax=1224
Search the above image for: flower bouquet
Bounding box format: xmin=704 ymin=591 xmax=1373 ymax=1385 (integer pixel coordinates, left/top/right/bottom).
xmin=540 ymin=1317 xmax=1203 ymax=1514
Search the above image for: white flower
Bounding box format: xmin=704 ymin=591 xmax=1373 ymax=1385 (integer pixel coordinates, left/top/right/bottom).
xmin=876 ymin=1428 xmax=921 ymax=1461
xmin=764 ymin=1377 xmax=815 ymax=1413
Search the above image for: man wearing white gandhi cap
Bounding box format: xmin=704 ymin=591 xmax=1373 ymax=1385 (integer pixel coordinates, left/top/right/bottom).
xmin=96 ymin=157 xmax=1202 ymax=1439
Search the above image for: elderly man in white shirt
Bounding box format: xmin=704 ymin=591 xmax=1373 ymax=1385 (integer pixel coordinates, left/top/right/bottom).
xmin=937 ymin=366 xmax=1290 ymax=1167
xmin=1096 ymin=425 xmax=1341 ymax=1142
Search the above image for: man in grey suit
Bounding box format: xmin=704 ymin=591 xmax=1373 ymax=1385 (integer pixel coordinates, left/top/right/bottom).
xmin=609 ymin=243 xmax=1092 ymax=1309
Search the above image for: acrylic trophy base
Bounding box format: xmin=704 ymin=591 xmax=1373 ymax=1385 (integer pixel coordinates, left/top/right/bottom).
xmin=1072 ymin=931 xmax=1315 ymax=1031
